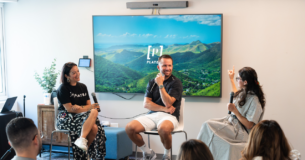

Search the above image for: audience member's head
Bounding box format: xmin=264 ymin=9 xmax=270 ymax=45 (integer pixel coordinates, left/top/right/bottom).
xmin=6 ymin=117 xmax=42 ymax=157
xmin=177 ymin=139 xmax=214 ymax=160
xmin=240 ymin=120 xmax=292 ymax=160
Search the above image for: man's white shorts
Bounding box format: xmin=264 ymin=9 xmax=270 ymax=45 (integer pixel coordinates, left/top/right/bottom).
xmin=135 ymin=112 xmax=179 ymax=131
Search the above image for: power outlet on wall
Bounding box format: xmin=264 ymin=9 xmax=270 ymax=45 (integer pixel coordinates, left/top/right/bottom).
xmin=110 ymin=123 xmax=119 ymax=127
xmin=101 ymin=121 xmax=110 ymax=127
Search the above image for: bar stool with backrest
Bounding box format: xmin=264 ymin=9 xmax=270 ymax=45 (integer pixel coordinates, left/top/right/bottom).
xmin=135 ymin=98 xmax=187 ymax=160
xmin=49 ymin=97 xmax=71 ymax=160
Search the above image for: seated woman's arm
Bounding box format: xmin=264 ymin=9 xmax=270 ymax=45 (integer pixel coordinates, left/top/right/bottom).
xmin=63 ymin=100 xmax=99 ymax=114
xmin=228 ymin=66 xmax=238 ymax=93
xmin=228 ymin=103 xmax=254 ymax=129
xmin=233 ymin=111 xmax=254 ymax=129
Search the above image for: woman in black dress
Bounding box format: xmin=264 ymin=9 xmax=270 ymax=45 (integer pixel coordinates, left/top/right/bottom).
xmin=56 ymin=62 xmax=106 ymax=159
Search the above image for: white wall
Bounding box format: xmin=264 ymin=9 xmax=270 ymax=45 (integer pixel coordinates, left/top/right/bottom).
xmin=4 ymin=0 xmax=305 ymax=155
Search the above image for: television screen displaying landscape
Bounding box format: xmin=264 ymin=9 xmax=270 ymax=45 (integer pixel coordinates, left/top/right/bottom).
xmin=93 ymin=14 xmax=222 ymax=97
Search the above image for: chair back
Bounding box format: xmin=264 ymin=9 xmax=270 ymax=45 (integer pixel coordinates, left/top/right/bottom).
xmin=53 ymin=97 xmax=59 ymax=130
xmin=174 ymin=98 xmax=185 ymax=131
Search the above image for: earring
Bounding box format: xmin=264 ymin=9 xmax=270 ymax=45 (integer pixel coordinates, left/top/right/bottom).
xmin=67 ymin=78 xmax=70 ymax=82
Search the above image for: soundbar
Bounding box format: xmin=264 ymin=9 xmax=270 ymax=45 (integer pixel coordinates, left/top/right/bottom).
xmin=127 ymin=1 xmax=188 ymax=9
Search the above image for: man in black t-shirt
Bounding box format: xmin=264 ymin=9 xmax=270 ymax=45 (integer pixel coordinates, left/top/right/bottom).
xmin=125 ymin=55 xmax=183 ymax=160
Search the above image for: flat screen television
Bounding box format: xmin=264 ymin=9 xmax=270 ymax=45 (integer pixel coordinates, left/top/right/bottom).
xmin=93 ymin=14 xmax=222 ymax=97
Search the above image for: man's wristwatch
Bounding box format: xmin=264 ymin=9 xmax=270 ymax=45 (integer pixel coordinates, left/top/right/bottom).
xmin=159 ymin=85 xmax=164 ymax=89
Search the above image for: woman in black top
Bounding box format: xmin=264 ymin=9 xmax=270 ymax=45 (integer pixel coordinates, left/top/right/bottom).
xmin=56 ymin=62 xmax=106 ymax=160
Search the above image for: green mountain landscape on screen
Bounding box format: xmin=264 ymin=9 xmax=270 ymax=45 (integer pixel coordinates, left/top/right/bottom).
xmin=94 ymin=40 xmax=221 ymax=96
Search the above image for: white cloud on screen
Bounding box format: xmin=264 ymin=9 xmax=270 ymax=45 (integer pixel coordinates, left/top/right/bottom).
xmin=190 ymin=35 xmax=199 ymax=38
xmin=165 ymin=35 xmax=176 ymax=38
xmin=96 ymin=33 xmax=112 ymax=37
xmin=97 ymin=32 xmax=198 ymax=39
xmin=144 ymin=15 xmax=221 ymax=26
xmin=121 ymin=32 xmax=138 ymax=37
xmin=141 ymin=34 xmax=153 ymax=38
xmin=183 ymin=35 xmax=199 ymax=39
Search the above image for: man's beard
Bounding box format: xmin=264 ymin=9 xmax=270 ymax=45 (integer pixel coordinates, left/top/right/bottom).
xmin=162 ymin=71 xmax=172 ymax=78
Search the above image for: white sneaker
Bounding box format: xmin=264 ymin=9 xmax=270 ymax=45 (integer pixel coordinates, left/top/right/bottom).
xmin=74 ymin=137 xmax=88 ymax=151
xmin=162 ymin=154 xmax=171 ymax=160
xmin=144 ymin=149 xmax=156 ymax=160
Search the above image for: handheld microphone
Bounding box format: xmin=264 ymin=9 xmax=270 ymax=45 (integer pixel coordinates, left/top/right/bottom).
xmin=23 ymin=95 xmax=26 ymax=117
xmin=228 ymin=92 xmax=234 ymax=114
xmin=91 ymin=92 xmax=100 ymax=112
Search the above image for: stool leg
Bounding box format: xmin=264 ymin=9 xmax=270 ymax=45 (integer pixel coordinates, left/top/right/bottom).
xmin=171 ymin=147 xmax=172 ymax=160
xmin=135 ymin=145 xmax=138 ymax=160
xmin=68 ymin=133 xmax=71 ymax=160
xmin=49 ymin=131 xmax=54 ymax=160
xmin=148 ymin=135 xmax=150 ymax=148
xmin=171 ymin=134 xmax=172 ymax=160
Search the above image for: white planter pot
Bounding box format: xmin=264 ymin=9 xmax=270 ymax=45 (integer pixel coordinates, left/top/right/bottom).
xmin=43 ymin=93 xmax=51 ymax=105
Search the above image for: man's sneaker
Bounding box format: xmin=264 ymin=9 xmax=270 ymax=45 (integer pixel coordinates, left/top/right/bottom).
xmin=74 ymin=137 xmax=88 ymax=152
xmin=162 ymin=154 xmax=171 ymax=160
xmin=143 ymin=149 xmax=157 ymax=160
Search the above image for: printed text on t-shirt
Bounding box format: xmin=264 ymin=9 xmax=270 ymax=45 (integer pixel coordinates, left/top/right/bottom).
xmin=70 ymin=92 xmax=87 ymax=98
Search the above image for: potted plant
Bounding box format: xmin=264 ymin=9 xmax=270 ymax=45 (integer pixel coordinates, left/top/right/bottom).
xmin=34 ymin=59 xmax=60 ymax=105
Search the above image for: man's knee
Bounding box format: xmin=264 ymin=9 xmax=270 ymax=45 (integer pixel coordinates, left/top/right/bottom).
xmin=158 ymin=121 xmax=174 ymax=136
xmin=125 ymin=121 xmax=143 ymax=134
xmin=125 ymin=122 xmax=136 ymax=134
xmin=158 ymin=126 xmax=173 ymax=136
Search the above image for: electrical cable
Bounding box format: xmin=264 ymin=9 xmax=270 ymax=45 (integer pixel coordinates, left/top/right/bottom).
xmin=112 ymin=93 xmax=137 ymax=100
xmin=85 ymin=67 xmax=94 ymax=72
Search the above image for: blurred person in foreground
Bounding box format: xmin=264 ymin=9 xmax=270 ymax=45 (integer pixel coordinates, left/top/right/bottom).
xmin=240 ymin=120 xmax=301 ymax=160
xmin=176 ymin=139 xmax=214 ymax=160
xmin=6 ymin=117 xmax=42 ymax=160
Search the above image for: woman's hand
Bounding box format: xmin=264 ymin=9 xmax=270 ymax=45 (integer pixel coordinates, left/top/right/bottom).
xmin=227 ymin=103 xmax=238 ymax=114
xmin=228 ymin=66 xmax=235 ymax=80
xmin=90 ymin=103 xmax=100 ymax=111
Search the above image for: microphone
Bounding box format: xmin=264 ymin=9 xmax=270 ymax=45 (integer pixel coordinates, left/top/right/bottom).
xmin=91 ymin=92 xmax=100 ymax=112
xmin=23 ymin=95 xmax=26 ymax=117
xmin=228 ymin=92 xmax=234 ymax=114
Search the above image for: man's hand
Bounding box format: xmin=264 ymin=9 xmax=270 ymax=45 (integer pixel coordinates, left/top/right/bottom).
xmin=164 ymin=106 xmax=176 ymax=114
xmin=155 ymin=73 xmax=165 ymax=86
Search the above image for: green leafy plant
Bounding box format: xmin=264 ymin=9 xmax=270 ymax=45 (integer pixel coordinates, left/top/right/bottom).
xmin=34 ymin=59 xmax=60 ymax=93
